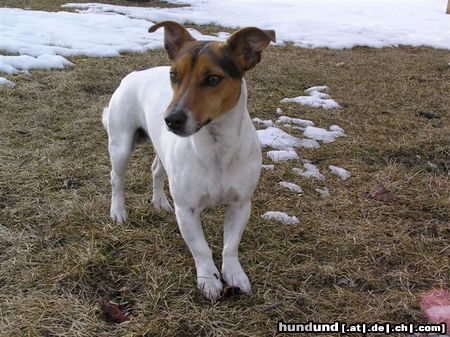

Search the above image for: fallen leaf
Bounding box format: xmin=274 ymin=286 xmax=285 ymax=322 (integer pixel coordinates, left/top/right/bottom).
xmin=99 ymin=299 xmax=132 ymax=324
xmin=421 ymin=288 xmax=450 ymax=327
xmin=370 ymin=184 xmax=392 ymax=202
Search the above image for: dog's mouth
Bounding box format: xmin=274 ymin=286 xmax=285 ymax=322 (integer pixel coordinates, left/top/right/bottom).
xmin=167 ymin=118 xmax=213 ymax=137
xmin=168 ymin=128 xmax=191 ymax=137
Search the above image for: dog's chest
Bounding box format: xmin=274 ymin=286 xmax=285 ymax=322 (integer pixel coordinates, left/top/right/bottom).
xmin=189 ymin=153 xmax=249 ymax=208
xmin=168 ymin=141 xmax=259 ymax=209
xmin=198 ymin=185 xmax=240 ymax=208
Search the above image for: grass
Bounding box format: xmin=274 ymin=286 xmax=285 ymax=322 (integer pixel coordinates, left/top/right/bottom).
xmin=0 ymin=0 xmax=180 ymax=11
xmin=1 ymin=2 xmax=450 ymax=337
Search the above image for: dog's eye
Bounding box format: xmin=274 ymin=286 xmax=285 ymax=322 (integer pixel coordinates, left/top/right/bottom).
xmin=169 ymin=71 xmax=179 ymax=84
xmin=203 ymin=75 xmax=223 ymax=87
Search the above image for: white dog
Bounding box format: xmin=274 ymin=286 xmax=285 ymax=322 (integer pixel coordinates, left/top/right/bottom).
xmin=103 ymin=21 xmax=275 ymax=301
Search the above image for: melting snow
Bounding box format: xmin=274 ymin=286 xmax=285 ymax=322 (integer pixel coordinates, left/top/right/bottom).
xmin=303 ymin=125 xmax=346 ymax=143
xmin=329 ymin=165 xmax=351 ymax=180
xmin=261 ymin=211 xmax=299 ymax=225
xmin=316 ymin=187 xmax=330 ymax=198
xmin=279 ymin=182 xmax=303 ymax=194
xmin=0 ymin=77 xmax=16 ymax=88
xmin=261 ymin=164 xmax=275 ymax=171
xmin=267 ymin=149 xmax=299 ymax=162
xmin=0 ymin=54 xmax=73 ymax=74
xmin=293 ymin=163 xmax=325 ymax=180
xmin=276 ymin=116 xmax=315 ymax=128
xmin=0 ymin=7 xmax=215 ymax=81
xmin=64 ymin=1 xmax=450 ymax=50
xmin=281 ymin=86 xmax=341 ymax=109
xmin=1 ymin=0 xmax=449 ymax=84
xmin=252 ymin=118 xmax=274 ymax=128
xmin=257 ymin=127 xmax=319 ymax=150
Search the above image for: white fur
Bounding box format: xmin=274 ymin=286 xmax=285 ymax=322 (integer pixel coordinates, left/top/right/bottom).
xmin=104 ymin=66 xmax=262 ymax=301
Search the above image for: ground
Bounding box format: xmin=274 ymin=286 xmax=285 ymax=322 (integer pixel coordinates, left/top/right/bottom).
xmin=1 ymin=1 xmax=449 ymax=336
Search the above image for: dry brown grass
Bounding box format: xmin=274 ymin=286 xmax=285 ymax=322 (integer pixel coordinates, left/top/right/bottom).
xmin=1 ymin=3 xmax=450 ymax=337
xmin=0 ymin=0 xmax=179 ymax=11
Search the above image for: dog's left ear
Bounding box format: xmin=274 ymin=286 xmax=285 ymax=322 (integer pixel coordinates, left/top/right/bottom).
xmin=149 ymin=21 xmax=195 ymax=60
xmin=227 ymin=27 xmax=276 ymax=72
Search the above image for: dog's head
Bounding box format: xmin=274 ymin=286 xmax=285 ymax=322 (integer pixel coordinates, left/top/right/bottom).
xmin=149 ymin=21 xmax=275 ymax=136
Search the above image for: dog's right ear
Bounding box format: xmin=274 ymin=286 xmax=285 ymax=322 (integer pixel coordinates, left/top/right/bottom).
xmin=227 ymin=27 xmax=276 ymax=72
xmin=149 ymin=21 xmax=195 ymax=61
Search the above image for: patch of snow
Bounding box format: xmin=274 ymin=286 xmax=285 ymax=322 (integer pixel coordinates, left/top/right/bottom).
xmin=329 ymin=165 xmax=351 ymax=180
xmin=252 ymin=118 xmax=274 ymax=128
xmin=281 ymin=95 xmax=340 ymax=109
xmin=267 ymin=149 xmax=299 ymax=162
xmin=257 ymin=127 xmax=319 ymax=150
xmin=329 ymin=125 xmax=345 ymax=133
xmin=305 ymin=85 xmax=329 ymax=94
xmin=303 ymin=125 xmax=346 ymax=143
xmin=216 ymin=31 xmax=230 ymax=40
xmin=277 ymin=116 xmax=315 ymax=128
xmin=261 ymin=164 xmax=274 ymax=171
xmin=275 ymin=107 xmax=283 ymax=115
xmin=280 ymin=124 xmax=304 ymax=131
xmin=0 ymin=54 xmax=73 ymax=74
xmin=65 ymin=1 xmax=450 ymax=50
xmin=315 ymin=187 xmax=330 ymax=198
xmin=0 ymin=6 xmax=215 ymax=82
xmin=281 ymin=86 xmax=341 ymax=109
xmin=261 ymin=211 xmax=299 ymax=225
xmin=293 ymin=163 xmax=325 ymax=180
xmin=0 ymin=77 xmax=16 ymax=88
xmin=279 ymin=182 xmax=303 ymax=194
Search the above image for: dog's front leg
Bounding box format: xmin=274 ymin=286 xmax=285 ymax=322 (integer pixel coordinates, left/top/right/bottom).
xmin=175 ymin=206 xmax=223 ymax=302
xmin=222 ymin=201 xmax=252 ymax=293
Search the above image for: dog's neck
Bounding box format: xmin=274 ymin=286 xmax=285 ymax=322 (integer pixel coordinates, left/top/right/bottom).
xmin=189 ymin=80 xmax=248 ymax=168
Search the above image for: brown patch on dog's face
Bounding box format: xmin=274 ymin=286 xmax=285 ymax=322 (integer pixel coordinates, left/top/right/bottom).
xmin=167 ymin=41 xmax=242 ymax=131
xmin=148 ymin=21 xmax=275 ymax=136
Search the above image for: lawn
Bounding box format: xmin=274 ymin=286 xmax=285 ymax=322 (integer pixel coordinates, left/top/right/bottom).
xmin=1 ymin=1 xmax=449 ymax=336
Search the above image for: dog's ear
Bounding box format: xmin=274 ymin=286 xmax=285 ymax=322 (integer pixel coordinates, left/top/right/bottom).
xmin=226 ymin=27 xmax=276 ymax=72
xmin=149 ymin=21 xmax=195 ymax=60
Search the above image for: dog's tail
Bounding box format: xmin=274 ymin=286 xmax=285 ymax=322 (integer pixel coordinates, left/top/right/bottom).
xmin=102 ymin=107 xmax=109 ymax=130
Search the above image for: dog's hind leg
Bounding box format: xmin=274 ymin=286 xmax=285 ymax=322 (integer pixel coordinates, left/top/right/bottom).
xmin=151 ymin=156 xmax=173 ymax=211
xmin=108 ymin=132 xmax=134 ymax=224
xmin=221 ymin=201 xmax=252 ymax=293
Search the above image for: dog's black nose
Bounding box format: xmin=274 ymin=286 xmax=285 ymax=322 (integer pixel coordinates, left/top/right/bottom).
xmin=165 ymin=111 xmax=187 ymax=132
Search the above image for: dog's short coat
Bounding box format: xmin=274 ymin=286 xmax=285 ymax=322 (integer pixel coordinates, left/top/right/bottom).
xmin=103 ymin=21 xmax=275 ymax=301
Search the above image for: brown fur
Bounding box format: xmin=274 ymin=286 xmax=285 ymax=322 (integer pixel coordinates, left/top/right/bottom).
xmin=149 ymin=21 xmax=276 ymax=127
xmin=168 ymin=42 xmax=242 ymax=124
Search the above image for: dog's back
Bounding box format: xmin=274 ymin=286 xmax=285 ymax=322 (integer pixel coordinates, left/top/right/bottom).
xmin=103 ymin=66 xmax=173 ymax=157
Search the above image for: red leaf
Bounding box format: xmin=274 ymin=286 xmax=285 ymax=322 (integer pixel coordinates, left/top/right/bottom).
xmin=99 ymin=299 xmax=132 ymax=324
xmin=370 ymin=184 xmax=392 ymax=202
xmin=421 ymin=288 xmax=450 ymax=327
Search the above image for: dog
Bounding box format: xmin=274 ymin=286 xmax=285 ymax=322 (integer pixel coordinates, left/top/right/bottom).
xmin=103 ymin=21 xmax=275 ymax=301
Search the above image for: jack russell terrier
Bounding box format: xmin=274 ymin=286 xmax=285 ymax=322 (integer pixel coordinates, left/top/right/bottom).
xmin=103 ymin=21 xmax=275 ymax=301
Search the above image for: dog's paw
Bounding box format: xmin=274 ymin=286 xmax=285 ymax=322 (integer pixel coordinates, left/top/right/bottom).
xmin=222 ymin=263 xmax=251 ymax=294
xmin=110 ymin=206 xmax=127 ymax=224
xmin=197 ymin=272 xmax=223 ymax=302
xmin=152 ymin=194 xmax=173 ymax=212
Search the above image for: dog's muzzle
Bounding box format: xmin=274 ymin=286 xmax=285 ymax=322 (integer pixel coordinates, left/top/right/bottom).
xmin=165 ymin=110 xmax=187 ymax=134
